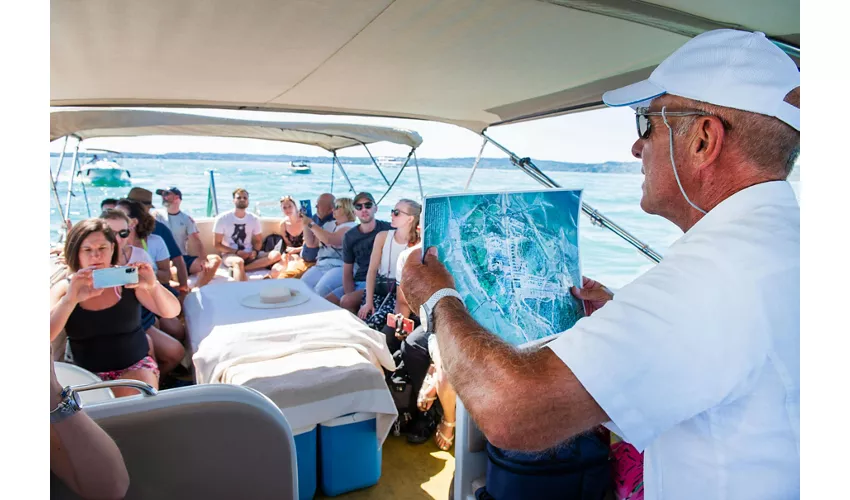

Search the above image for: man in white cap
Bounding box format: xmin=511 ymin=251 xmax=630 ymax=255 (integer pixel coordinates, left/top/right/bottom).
xmin=401 ymin=30 xmax=800 ymax=498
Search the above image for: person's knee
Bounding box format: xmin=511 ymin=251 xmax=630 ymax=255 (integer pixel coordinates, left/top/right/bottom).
xmin=340 ymin=293 xmax=358 ymax=310
xmin=268 ymin=250 xmax=282 ymax=262
xmin=228 ymin=256 xmax=245 ymax=269
xmin=208 ymin=254 xmax=222 ymax=266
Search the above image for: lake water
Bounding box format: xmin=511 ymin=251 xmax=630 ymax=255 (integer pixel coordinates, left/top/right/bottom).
xmin=49 ymin=158 xmax=800 ymax=289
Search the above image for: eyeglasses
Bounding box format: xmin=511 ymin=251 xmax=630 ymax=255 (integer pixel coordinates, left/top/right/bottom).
xmin=634 ymin=106 xmax=714 ymax=139
xmin=334 ymin=205 xmax=343 ymax=210
xmin=354 ymin=202 xmax=374 ymax=210
xmin=390 ymin=209 xmax=410 ymax=216
xmin=117 ymin=229 xmax=131 ymax=238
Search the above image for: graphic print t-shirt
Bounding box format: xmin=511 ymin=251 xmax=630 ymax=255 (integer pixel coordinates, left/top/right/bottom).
xmin=213 ymin=211 xmax=262 ymax=251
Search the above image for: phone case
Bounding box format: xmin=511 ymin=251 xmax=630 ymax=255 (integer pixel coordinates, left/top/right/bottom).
xmin=387 ymin=314 xmax=414 ymax=334
xmin=92 ymin=266 xmax=139 ymax=289
xmin=299 ymin=199 xmax=312 ymax=219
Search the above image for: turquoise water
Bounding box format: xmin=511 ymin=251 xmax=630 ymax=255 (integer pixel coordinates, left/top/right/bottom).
xmin=49 ymin=158 xmax=801 ymax=289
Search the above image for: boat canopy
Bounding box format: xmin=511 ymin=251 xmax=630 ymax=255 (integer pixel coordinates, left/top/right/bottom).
xmin=50 ymin=109 xmax=423 ymax=152
xmin=50 ymin=0 xmax=799 ymax=133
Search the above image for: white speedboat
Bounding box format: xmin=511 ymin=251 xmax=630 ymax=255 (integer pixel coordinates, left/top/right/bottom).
xmin=49 ymin=1 xmax=799 ymax=499
xmin=78 ymin=155 xmax=132 ymax=187
xmin=289 ymin=160 xmax=312 ymax=174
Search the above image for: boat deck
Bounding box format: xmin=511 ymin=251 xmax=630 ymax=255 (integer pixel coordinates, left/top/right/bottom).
xmin=317 ymin=434 xmax=455 ymax=499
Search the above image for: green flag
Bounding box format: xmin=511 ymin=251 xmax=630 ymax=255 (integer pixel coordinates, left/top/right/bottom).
xmin=206 ymin=181 xmax=215 ymax=217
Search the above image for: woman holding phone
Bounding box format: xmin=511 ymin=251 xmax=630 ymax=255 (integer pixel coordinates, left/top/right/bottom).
xmin=49 ymin=219 xmax=180 ymax=396
xmin=101 ymin=209 xmax=186 ymax=377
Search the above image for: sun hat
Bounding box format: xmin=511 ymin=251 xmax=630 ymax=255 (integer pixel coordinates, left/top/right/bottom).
xmin=602 ymin=29 xmax=800 ymax=131
xmin=127 ymin=187 xmax=155 ymax=206
xmin=240 ymin=285 xmax=310 ymax=309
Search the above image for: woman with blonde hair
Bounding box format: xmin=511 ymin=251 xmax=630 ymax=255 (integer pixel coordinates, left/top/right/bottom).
xmin=357 ymin=199 xmax=421 ymax=330
xmin=267 ymin=196 xmax=306 ymax=278
xmin=300 ymin=197 xmax=358 ymax=294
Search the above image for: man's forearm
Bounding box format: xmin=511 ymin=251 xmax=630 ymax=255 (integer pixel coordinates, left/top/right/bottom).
xmin=343 ymin=271 xmax=354 ymax=294
xmin=432 ymin=298 xmax=605 ymax=451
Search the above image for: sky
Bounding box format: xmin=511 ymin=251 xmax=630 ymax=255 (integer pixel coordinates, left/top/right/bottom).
xmin=48 ymin=106 xmax=640 ymax=164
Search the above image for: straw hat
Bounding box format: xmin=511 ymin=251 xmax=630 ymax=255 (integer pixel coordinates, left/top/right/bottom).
xmin=240 ymin=285 xmax=310 ymax=309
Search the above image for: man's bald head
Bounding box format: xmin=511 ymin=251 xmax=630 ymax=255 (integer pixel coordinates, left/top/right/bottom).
xmin=316 ymin=193 xmax=335 ymax=219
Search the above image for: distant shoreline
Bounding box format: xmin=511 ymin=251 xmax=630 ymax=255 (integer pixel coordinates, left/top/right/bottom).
xmin=48 ymin=152 xmax=800 ymax=178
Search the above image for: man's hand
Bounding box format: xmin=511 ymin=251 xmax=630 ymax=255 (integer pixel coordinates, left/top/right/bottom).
xmin=236 ymin=249 xmax=253 ymax=260
xmin=400 ymin=247 xmax=456 ymax=312
xmin=300 ymin=214 xmax=313 ymax=227
xmin=570 ymin=276 xmax=613 ymax=316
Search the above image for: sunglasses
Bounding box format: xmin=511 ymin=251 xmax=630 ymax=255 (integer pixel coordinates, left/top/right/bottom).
xmin=354 ymin=202 xmax=374 ymax=210
xmin=634 ymin=106 xmax=715 ymax=139
xmin=390 ymin=208 xmax=410 ymax=216
xmin=116 ymin=229 xmax=131 ymax=238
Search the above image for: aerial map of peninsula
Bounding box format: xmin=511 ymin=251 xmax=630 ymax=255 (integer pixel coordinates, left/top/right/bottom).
xmin=423 ymin=189 xmax=585 ymax=345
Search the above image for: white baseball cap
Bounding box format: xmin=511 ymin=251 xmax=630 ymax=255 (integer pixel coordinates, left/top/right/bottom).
xmin=603 ymin=29 xmax=800 ymax=131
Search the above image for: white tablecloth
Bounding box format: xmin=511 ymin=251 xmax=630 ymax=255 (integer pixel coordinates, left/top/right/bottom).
xmin=182 ymin=279 xmax=398 ymax=443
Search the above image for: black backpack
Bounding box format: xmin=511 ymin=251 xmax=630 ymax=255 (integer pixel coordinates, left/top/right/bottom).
xmin=261 ymin=233 xmax=284 ymax=253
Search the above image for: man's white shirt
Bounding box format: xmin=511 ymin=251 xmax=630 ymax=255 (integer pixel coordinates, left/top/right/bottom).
xmin=213 ymin=211 xmax=262 ymax=251
xmin=548 ymin=181 xmax=800 ymax=499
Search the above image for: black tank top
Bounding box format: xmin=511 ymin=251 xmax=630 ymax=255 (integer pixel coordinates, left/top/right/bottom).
xmin=286 ymin=228 xmax=304 ymax=249
xmin=65 ymin=287 xmax=149 ymax=373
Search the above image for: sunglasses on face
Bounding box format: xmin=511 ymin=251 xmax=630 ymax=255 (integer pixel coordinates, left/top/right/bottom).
xmin=354 ymin=202 xmax=374 ymax=210
xmin=390 ymin=208 xmax=410 ymax=217
xmin=634 ymin=106 xmax=715 ymax=139
xmin=117 ymin=229 xmax=131 ymax=238
xmin=334 ymin=205 xmax=343 ymax=210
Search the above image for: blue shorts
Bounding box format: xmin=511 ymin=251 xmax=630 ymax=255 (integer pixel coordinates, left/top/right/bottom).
xmin=331 ymin=281 xmax=366 ymax=299
xmin=184 ymin=255 xmax=198 ymax=270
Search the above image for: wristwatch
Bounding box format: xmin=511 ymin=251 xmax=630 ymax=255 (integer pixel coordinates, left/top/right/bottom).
xmin=50 ymin=386 xmax=82 ymax=424
xmin=419 ymin=288 xmax=463 ymax=333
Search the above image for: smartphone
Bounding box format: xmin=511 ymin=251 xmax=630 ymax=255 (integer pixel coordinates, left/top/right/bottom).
xmin=92 ymin=266 xmax=139 ymax=289
xmin=387 ymin=313 xmax=414 ymax=334
xmin=299 ymin=199 xmax=312 ymax=219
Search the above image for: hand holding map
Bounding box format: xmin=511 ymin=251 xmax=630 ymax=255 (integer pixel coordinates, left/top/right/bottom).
xmin=400 ymin=247 xmax=456 ymax=312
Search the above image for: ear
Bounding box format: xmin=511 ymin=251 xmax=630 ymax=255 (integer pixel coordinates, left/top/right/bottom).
xmin=690 ymin=115 xmax=725 ymax=171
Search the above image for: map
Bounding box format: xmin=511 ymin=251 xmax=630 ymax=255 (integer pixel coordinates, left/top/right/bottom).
xmin=423 ymin=189 xmax=584 ymax=345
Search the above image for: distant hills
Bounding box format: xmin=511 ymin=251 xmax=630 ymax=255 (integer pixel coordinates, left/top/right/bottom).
xmin=49 ymin=151 xmax=645 ymax=173
xmin=48 ymin=151 xmax=800 ymax=178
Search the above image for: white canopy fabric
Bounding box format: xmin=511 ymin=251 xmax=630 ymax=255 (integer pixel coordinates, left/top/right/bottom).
xmin=50 ymin=0 xmax=799 ymax=133
xmin=50 ymin=109 xmax=423 ymax=151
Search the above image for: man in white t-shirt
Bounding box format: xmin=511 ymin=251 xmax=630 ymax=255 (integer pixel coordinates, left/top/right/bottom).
xmin=400 ymin=30 xmax=800 ymax=499
xmin=155 ymin=187 xmax=221 ymax=287
xmin=212 ymin=188 xmax=280 ymax=281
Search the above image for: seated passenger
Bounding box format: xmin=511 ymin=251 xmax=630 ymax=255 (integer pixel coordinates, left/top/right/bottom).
xmin=284 ymin=193 xmax=336 ymax=279
xmin=299 ymin=197 xmax=357 ymax=294
xmin=49 ymin=219 xmax=181 ymax=396
xmin=101 ymin=209 xmax=185 ymax=377
xmin=116 ymin=199 xmax=186 ymax=342
xmin=126 ymin=187 xmax=190 ymax=297
xmin=327 ymin=192 xmax=391 ymax=313
xmin=212 ymin=188 xmax=280 ymax=281
xmin=154 ymin=186 xmax=221 ymax=288
xmin=267 ymin=196 xmax=305 ymax=278
xmin=100 ymin=198 xmax=119 ymax=211
xmin=357 ymin=199 xmax=422 ymax=330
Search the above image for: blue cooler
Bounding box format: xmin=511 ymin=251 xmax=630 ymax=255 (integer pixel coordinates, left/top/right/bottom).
xmin=292 ymin=424 xmax=318 ymax=500
xmin=318 ymin=412 xmax=382 ymax=496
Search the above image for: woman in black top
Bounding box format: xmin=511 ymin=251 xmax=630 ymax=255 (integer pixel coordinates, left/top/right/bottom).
xmin=49 ymin=219 xmax=181 ymax=397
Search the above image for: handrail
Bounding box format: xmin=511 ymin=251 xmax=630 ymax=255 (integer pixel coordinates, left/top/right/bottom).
xmin=482 ymin=132 xmax=663 ymax=263
xmin=73 ymin=379 xmax=158 ymax=398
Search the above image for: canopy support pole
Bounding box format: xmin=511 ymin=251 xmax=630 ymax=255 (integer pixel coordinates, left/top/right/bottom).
xmin=330 ymin=152 xmax=337 ymax=192
xmin=50 ymin=171 xmax=65 ymax=232
xmin=63 ymin=140 xmax=82 ymax=222
xmin=53 ymin=136 xmax=69 ymax=183
xmin=75 ymin=155 xmax=92 ymax=217
xmin=333 ymin=155 xmax=357 ymax=194
xmin=464 ymin=137 xmax=489 ymax=191
xmin=412 ymin=150 xmax=424 ymax=201
xmin=376 ymin=149 xmax=415 ymax=205
xmin=482 ymin=132 xmax=663 ymax=263
xmin=362 ymin=144 xmax=391 ymax=186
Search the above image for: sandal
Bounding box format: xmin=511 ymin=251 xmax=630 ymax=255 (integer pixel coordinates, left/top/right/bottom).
xmin=435 ymin=418 xmax=455 ymax=451
xmin=417 ymin=367 xmax=438 ymax=412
